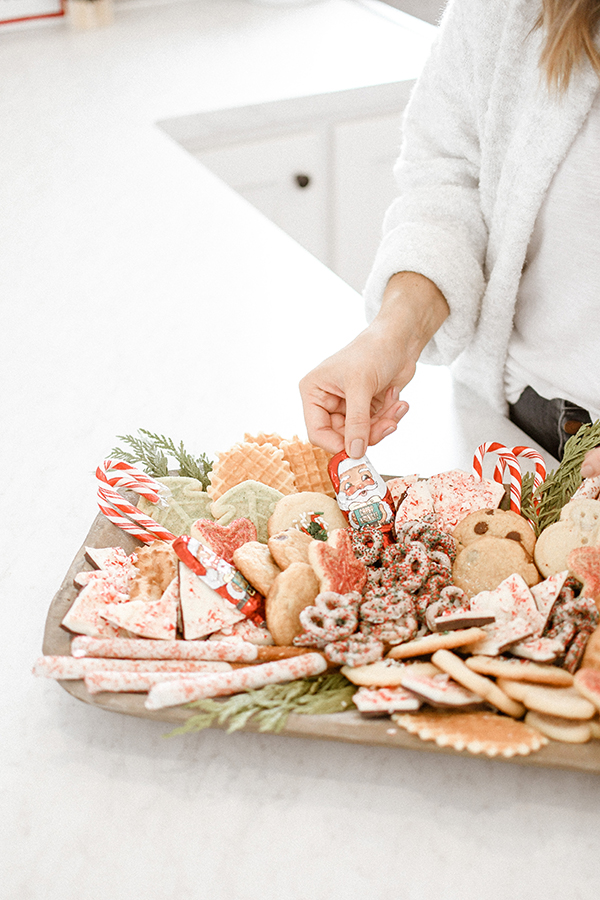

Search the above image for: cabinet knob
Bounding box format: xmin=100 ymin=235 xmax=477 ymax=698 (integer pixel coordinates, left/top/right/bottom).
xmin=294 ymin=173 xmax=311 ymax=189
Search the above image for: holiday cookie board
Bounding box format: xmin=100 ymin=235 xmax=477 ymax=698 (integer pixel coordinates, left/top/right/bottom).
xmin=39 ymin=430 xmax=600 ymax=773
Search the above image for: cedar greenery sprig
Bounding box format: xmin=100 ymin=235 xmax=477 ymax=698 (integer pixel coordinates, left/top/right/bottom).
xmin=524 ymin=420 xmax=600 ymax=535
xmin=164 ymin=672 xmax=357 ymax=737
xmin=111 ymin=428 xmax=213 ymax=489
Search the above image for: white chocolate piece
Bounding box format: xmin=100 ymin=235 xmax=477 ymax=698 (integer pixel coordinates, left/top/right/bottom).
xmin=70 ymin=636 xmax=258 ymax=662
xmin=145 ymin=652 xmax=327 ymax=710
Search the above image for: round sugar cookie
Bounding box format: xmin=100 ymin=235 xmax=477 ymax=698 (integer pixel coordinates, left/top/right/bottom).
xmin=534 ymin=499 xmax=600 ymax=577
xmin=268 ymin=492 xmax=347 ymax=539
xmin=452 ymin=535 xmax=540 ymax=598
xmin=452 ymin=508 xmax=536 ymax=556
xmin=266 ymin=562 xmax=320 ymax=646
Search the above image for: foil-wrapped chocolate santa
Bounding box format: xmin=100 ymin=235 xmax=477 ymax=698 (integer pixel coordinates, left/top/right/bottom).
xmin=328 ymin=450 xmax=395 ymax=537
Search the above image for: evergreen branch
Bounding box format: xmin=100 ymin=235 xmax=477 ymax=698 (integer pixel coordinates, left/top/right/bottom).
xmin=164 ymin=673 xmax=356 ymax=738
xmin=110 ymin=428 xmax=213 ymax=487
xmin=534 ymin=420 xmax=600 ymax=533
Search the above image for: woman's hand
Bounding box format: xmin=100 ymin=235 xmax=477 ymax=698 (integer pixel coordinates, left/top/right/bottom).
xmin=581 ymin=448 xmax=600 ymax=479
xmin=300 ymin=272 xmax=449 ymax=457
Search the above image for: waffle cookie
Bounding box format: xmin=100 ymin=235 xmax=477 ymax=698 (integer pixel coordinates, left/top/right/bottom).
xmin=207 ymin=441 xmax=297 ymax=501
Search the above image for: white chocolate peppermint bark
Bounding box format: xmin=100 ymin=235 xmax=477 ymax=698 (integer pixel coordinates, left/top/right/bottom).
xmin=352 ymin=686 xmax=421 ymax=715
xmin=145 ymin=652 xmax=327 ymax=710
xmin=70 ymin=636 xmax=259 ymax=662
xmin=179 ymin=562 xmax=245 ymax=640
xmin=61 ymin=573 xmax=130 ymax=638
xmin=101 ymin=576 xmax=179 ymax=640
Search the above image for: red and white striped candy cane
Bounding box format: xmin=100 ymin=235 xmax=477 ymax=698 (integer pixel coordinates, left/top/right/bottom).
xmin=473 ymin=442 xmax=522 ymax=513
xmin=510 ymin=446 xmax=547 ymax=491
xmin=96 ymin=459 xmax=175 ymax=544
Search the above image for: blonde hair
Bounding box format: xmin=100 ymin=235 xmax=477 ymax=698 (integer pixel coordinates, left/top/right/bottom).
xmin=537 ymin=0 xmax=600 ymax=90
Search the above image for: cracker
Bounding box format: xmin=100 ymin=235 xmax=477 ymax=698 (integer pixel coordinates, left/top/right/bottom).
xmin=496 ymin=679 xmax=597 ymax=720
xmin=465 ymin=656 xmax=574 ymax=686
xmin=130 ymin=540 xmax=177 ymax=602
xmin=432 ymin=649 xmax=525 ymax=717
xmin=386 ymin=627 xmax=487 ymax=659
xmin=392 ymin=710 xmax=548 ymax=757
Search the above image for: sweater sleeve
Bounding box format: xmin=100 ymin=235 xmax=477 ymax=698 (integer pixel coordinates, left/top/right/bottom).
xmin=363 ymin=0 xmax=505 ymax=365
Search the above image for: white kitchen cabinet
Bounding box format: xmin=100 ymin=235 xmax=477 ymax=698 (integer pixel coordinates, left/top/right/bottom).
xmin=333 ymin=110 xmax=404 ymax=292
xmin=161 ymin=80 xmax=415 ymax=293
xmin=196 ymin=129 xmax=329 ymax=265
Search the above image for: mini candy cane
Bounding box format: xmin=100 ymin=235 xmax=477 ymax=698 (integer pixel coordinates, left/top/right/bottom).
xmin=96 ymin=459 xmax=175 ymax=544
xmin=510 ymin=446 xmax=547 ymax=491
xmin=473 ymin=442 xmax=522 ymax=513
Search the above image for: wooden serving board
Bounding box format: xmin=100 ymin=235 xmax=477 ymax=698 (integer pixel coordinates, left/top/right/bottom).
xmin=42 ymin=512 xmax=600 ymax=774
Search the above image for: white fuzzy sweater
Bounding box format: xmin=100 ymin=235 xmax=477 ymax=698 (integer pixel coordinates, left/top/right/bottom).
xmin=363 ymin=0 xmax=599 ymax=413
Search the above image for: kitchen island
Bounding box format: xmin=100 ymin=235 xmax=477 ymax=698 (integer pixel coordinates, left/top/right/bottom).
xmin=2 ymin=2 xmax=599 ymax=898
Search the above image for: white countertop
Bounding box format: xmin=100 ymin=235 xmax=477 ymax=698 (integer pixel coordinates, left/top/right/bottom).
xmin=2 ymin=2 xmax=599 ymax=898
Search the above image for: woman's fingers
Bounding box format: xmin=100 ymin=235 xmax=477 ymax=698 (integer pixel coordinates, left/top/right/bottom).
xmin=581 ymin=448 xmax=600 ymax=478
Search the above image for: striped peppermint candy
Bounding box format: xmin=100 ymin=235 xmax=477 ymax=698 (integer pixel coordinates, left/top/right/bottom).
xmin=96 ymin=459 xmax=175 ymax=544
xmin=473 ymin=442 xmax=522 ymax=513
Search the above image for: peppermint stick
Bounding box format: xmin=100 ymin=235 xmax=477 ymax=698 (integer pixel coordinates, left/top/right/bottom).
xmin=145 ymin=652 xmax=328 ymax=710
xmin=84 ymin=671 xmax=230 ymax=695
xmin=71 ymin=636 xmax=259 ymax=663
xmin=33 ymin=656 xmax=232 ymax=680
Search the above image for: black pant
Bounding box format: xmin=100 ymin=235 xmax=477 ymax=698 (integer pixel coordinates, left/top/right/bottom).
xmin=508 ymin=386 xmax=592 ymax=461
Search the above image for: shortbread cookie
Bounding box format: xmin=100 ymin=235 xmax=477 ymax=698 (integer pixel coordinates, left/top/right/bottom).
xmin=465 ymin=656 xmax=573 ymax=686
xmin=210 ymin=481 xmax=283 ymax=544
xmin=453 ymin=508 xmax=536 ymax=556
xmin=525 ymin=710 xmax=594 ymax=743
xmin=534 ymin=499 xmax=600 ymax=578
xmin=268 ymin=529 xmax=313 ymax=568
xmin=208 ymin=441 xmax=297 ymax=500
xmin=268 ymin=491 xmax=347 ymax=539
xmin=496 ymin=680 xmax=596 ymax=720
xmin=573 ymin=667 xmax=600 ymax=713
xmin=266 ymin=562 xmax=320 ymax=645
xmin=432 ymin=649 xmax=525 ymax=717
xmin=392 ymin=710 xmax=548 ymax=757
xmin=452 ymin=535 xmax=540 ymax=598
xmin=386 ymin=627 xmax=488 ymax=659
xmin=341 ymin=659 xmax=440 ymax=687
xmin=232 ymin=541 xmax=281 ymax=596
